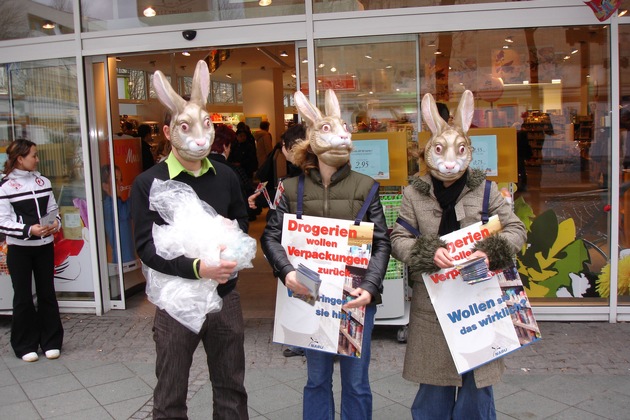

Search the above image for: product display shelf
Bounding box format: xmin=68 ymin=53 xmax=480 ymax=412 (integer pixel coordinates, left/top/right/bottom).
xmin=375 ymin=192 xmax=410 ymax=342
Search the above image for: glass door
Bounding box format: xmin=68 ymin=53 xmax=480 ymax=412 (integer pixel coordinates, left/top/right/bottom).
xmin=85 ymin=56 xmax=129 ymax=310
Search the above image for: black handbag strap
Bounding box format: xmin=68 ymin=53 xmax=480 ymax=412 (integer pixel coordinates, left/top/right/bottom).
xmin=481 ymin=180 xmax=491 ymax=225
xmin=354 ymin=182 xmax=380 ymax=225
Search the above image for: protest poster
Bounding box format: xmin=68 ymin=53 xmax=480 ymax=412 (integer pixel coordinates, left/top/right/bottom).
xmin=273 ymin=214 xmax=374 ymax=358
xmin=424 ymin=215 xmax=541 ymax=374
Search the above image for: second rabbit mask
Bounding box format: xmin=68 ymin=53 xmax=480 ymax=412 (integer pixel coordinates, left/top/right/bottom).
xmin=153 ymin=60 xmax=214 ymax=162
xmin=294 ymin=89 xmax=353 ymax=169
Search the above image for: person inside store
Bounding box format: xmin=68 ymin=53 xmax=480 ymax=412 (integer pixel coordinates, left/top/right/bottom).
xmin=254 ymin=120 xmax=273 ymax=173
xmin=229 ymin=127 xmax=258 ymax=183
xmin=101 ymin=164 xmax=135 ymax=264
xmin=0 ymin=139 xmax=64 ymax=363
xmin=389 ymin=91 xmax=526 ymax=420
xmin=261 ymin=90 xmax=391 ymax=419
xmin=137 ymin=124 xmax=155 ymax=172
xmin=132 ymin=63 xmax=249 ymax=419
xmin=236 ymin=121 xmax=256 ymax=147
xmin=209 ymin=124 xmax=257 ymax=221
xmin=247 ymin=122 xmax=306 ymax=357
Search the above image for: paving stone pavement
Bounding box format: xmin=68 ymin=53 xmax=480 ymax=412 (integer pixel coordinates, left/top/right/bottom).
xmin=1 ymin=294 xmax=629 ymax=419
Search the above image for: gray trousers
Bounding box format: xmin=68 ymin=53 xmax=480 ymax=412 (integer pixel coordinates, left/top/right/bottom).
xmin=152 ymin=290 xmax=248 ymax=419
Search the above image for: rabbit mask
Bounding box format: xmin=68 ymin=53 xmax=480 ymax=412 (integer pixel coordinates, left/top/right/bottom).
xmin=153 ymin=60 xmax=214 ymax=162
xmin=422 ymin=90 xmax=474 ymax=183
xmin=293 ymin=89 xmax=352 ymax=168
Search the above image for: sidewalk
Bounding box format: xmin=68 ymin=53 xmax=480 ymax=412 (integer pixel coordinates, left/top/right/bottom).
xmin=1 ymin=293 xmax=629 ymax=420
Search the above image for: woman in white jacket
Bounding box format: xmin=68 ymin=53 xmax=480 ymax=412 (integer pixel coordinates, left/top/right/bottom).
xmin=0 ymin=139 xmax=63 ymax=362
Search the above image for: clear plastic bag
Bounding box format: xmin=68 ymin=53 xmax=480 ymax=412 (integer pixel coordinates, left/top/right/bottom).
xmin=144 ymin=179 xmax=257 ymax=333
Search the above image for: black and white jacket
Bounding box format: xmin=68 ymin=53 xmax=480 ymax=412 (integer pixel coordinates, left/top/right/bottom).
xmin=0 ymin=169 xmax=61 ymax=246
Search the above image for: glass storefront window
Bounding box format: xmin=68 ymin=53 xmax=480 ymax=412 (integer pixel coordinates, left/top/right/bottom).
xmin=0 ymin=0 xmax=74 ymax=41
xmin=0 ymin=58 xmax=93 ymax=301
xmin=617 ymin=24 xmax=630 ymax=304
xmin=313 ymin=0 xmax=530 ymax=14
xmin=80 ymin=0 xmax=306 ymax=32
xmin=417 ymin=26 xmax=613 ymax=304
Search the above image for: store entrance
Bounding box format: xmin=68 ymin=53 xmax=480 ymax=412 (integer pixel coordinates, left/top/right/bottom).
xmin=89 ymin=44 xmax=297 ymax=312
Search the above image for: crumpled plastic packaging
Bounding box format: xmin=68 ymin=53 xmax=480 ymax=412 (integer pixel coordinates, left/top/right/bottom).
xmin=144 ymin=179 xmax=257 ymax=333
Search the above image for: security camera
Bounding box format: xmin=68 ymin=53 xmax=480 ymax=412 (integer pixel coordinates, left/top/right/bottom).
xmin=182 ymin=30 xmax=197 ymax=41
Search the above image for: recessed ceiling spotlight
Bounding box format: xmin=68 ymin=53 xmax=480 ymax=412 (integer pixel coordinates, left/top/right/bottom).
xmin=182 ymin=51 xmax=191 ymax=56
xmin=42 ymin=21 xmax=55 ymax=29
xmin=226 ymin=73 xmax=232 ymax=78
xmin=619 ymin=9 xmax=628 ymax=17
xmin=280 ymin=50 xmax=288 ymax=57
xmin=330 ymin=67 xmax=337 ymax=72
xmin=302 ymin=59 xmax=308 ymax=63
xmin=318 ymin=63 xmax=325 ymax=68
xmin=427 ymin=40 xmax=436 ymax=47
xmin=259 ymin=0 xmax=272 ymax=6
xmin=571 ymin=48 xmax=579 ymax=54
xmin=364 ymin=55 xmax=372 ymax=59
xmin=504 ymin=36 xmax=513 ymax=43
xmin=434 ymin=49 xmax=442 ymax=55
xmin=143 ymin=7 xmax=157 ymax=17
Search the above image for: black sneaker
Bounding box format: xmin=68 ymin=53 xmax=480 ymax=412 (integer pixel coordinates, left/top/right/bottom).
xmin=283 ymin=348 xmax=304 ymax=357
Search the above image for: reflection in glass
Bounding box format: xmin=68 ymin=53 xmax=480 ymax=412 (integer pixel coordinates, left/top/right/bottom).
xmin=0 ymin=58 xmax=93 ymax=299
xmin=0 ymin=0 xmax=74 ymax=41
xmin=81 ymin=0 xmax=306 ymax=32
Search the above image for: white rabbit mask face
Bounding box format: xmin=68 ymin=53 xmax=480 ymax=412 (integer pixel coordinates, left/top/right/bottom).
xmin=422 ymin=90 xmax=474 ymax=182
xmin=153 ymin=60 xmax=214 ymax=162
xmin=294 ymin=90 xmax=353 ymax=168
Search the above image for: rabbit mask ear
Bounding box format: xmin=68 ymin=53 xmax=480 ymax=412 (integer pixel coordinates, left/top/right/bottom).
xmin=294 ymin=90 xmax=352 ymax=169
xmin=294 ymin=91 xmax=323 ymax=125
xmin=423 ymin=91 xmax=473 ymax=183
xmin=153 ymin=60 xmax=214 ymax=162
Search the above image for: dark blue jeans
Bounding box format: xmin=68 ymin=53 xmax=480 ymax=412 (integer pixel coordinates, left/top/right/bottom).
xmin=303 ymin=304 xmax=376 ymax=420
xmin=411 ymin=371 xmax=496 ymax=420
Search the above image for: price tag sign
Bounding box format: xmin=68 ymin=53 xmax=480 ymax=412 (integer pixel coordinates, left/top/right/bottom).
xmin=470 ymin=135 xmax=498 ymax=176
xmin=349 ymin=139 xmax=390 ymax=180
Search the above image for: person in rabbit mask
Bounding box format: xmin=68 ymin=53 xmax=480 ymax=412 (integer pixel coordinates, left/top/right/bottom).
xmin=131 ymin=61 xmax=249 ymax=420
xmin=261 ymin=90 xmax=391 ymax=420
xmin=390 ymin=90 xmax=526 ymax=420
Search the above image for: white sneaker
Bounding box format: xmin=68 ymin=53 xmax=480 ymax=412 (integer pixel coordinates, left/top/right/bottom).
xmin=21 ymin=352 xmax=39 ymax=362
xmin=45 ymin=349 xmax=60 ymax=360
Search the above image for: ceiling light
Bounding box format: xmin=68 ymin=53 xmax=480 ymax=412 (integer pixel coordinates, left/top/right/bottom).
xmin=115 ymin=57 xmax=121 ymax=62
xmin=503 ymin=45 xmax=509 ymax=49
xmin=434 ymin=49 xmax=442 ymax=55
xmin=302 ymin=59 xmax=308 ymax=63
xmin=504 ymin=36 xmax=513 ymax=43
xmin=318 ymin=63 xmax=325 ymax=68
xmin=182 ymin=51 xmax=191 ymax=56
xmin=619 ymin=9 xmax=628 ymax=17
xmin=291 ymin=73 xmax=296 ymax=78
xmin=564 ymin=55 xmax=570 ymax=60
xmin=571 ymin=48 xmax=579 ymax=54
xmin=551 ymin=79 xmax=562 ymax=84
xmin=259 ymin=0 xmax=272 ymax=6
xmin=143 ymin=7 xmax=157 ymax=17
xmin=42 ymin=21 xmax=55 ymax=29
xmin=330 ymin=67 xmax=337 ymax=72
xmin=364 ymin=55 xmax=372 ymax=59
xmin=427 ymin=40 xmax=436 ymax=47
xmin=386 ymin=65 xmax=392 ymax=69
xmin=226 ymin=73 xmax=232 ymax=79
xmin=280 ymin=50 xmax=288 ymax=57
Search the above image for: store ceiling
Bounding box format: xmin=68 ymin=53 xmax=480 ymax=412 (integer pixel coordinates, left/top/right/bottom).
xmin=115 ymin=43 xmax=298 ymax=91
